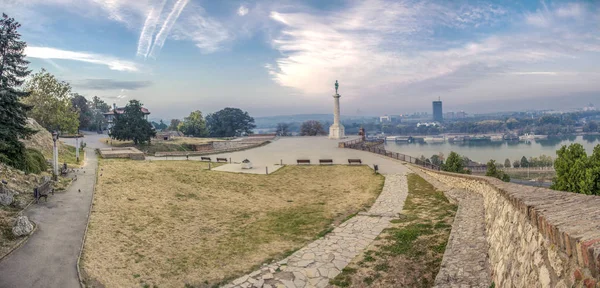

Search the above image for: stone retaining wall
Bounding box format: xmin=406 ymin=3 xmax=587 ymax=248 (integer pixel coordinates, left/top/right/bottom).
xmin=98 ymin=147 xmax=145 ymax=160
xmin=418 ymin=168 xmax=600 ymax=288
xmin=154 ymin=141 xmax=269 ymax=157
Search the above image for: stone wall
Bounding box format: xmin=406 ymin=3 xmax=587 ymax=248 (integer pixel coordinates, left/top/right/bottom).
xmin=98 ymin=147 xmax=145 ymax=160
xmin=419 ymin=168 xmax=600 ymax=288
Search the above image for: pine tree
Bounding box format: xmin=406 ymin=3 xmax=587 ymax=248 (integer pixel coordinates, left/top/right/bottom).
xmin=0 ymin=14 xmax=35 ymax=168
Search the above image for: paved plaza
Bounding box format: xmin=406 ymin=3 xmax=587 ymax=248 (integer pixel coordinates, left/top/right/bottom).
xmin=147 ymin=136 xmax=408 ymax=175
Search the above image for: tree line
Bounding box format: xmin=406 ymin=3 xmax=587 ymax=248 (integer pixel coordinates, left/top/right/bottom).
xmin=165 ymin=108 xmax=256 ymax=138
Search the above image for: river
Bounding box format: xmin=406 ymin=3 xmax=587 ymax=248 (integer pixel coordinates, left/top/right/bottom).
xmin=384 ymin=135 xmax=600 ymax=164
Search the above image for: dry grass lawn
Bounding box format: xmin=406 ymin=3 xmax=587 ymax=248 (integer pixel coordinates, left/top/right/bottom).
xmin=82 ymin=160 xmax=384 ymax=288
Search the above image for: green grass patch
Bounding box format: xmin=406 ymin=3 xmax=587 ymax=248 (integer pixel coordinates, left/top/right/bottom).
xmin=331 ymin=173 xmax=458 ymax=287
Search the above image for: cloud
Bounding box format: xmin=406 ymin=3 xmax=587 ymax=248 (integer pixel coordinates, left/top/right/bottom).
xmin=25 ymin=47 xmax=140 ymax=72
xmin=265 ymin=0 xmax=600 ymax=106
xmin=137 ymin=0 xmax=168 ymax=58
xmin=238 ymin=5 xmax=249 ymax=16
xmin=149 ymin=0 xmax=191 ymax=58
xmin=73 ymin=79 xmax=153 ymax=90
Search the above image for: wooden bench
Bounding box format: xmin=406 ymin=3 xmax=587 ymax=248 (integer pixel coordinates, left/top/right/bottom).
xmin=319 ymin=159 xmax=333 ymax=165
xmin=348 ymin=159 xmax=362 ymax=165
xmin=297 ymin=159 xmax=311 ymax=165
xmin=200 ymin=157 xmax=211 ymax=162
xmin=34 ymin=179 xmax=53 ymax=203
xmin=216 ymin=157 xmax=228 ymax=163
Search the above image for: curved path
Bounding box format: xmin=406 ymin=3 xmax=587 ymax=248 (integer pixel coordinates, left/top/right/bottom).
xmin=225 ymin=173 xmax=409 ymax=288
xmin=0 ymin=148 xmax=97 ymax=288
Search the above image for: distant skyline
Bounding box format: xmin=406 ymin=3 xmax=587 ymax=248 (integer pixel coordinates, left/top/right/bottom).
xmin=3 ymin=0 xmax=600 ymax=120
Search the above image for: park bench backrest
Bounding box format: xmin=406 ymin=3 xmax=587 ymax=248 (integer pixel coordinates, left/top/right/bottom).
xmin=348 ymin=159 xmax=362 ymax=164
xmin=201 ymin=157 xmax=211 ymax=161
xmin=297 ymin=159 xmax=310 ymax=164
xmin=319 ymin=159 xmax=333 ymax=164
xmin=216 ymin=158 xmax=228 ymax=163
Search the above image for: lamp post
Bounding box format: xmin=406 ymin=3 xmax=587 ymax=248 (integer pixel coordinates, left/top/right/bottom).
xmin=52 ymin=131 xmax=59 ymax=181
xmin=76 ymin=132 xmax=80 ymax=163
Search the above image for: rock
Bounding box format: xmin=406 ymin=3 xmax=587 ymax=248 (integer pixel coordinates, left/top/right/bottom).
xmin=0 ymin=192 xmax=14 ymax=206
xmin=12 ymin=216 xmax=34 ymax=237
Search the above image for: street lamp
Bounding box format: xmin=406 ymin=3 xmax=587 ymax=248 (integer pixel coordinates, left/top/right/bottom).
xmin=52 ymin=131 xmax=59 ymax=180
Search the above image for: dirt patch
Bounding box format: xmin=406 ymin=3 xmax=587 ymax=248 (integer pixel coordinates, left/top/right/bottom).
xmin=82 ymin=161 xmax=384 ymax=288
xmin=330 ymin=173 xmax=457 ymax=288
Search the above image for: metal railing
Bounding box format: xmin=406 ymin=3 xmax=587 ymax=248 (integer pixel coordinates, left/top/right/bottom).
xmin=339 ymin=139 xmax=441 ymax=171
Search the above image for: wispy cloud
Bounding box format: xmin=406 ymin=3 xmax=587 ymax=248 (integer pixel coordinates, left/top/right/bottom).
xmin=238 ymin=5 xmax=249 ymax=16
xmin=137 ymin=0 xmax=168 ymax=58
xmin=266 ymin=0 xmax=600 ymax=106
xmin=73 ymin=79 xmax=153 ymax=90
xmin=149 ymin=0 xmax=191 ymax=58
xmin=25 ymin=47 xmax=140 ymax=72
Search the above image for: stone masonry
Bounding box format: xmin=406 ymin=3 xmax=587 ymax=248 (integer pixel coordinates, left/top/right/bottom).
xmin=224 ymin=174 xmax=408 ymax=288
xmin=419 ymin=168 xmax=600 ymax=288
xmin=411 ymin=166 xmax=492 ymax=287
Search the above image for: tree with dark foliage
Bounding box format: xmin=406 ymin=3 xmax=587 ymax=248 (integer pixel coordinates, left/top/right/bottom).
xmin=71 ymin=93 xmax=92 ymax=130
xmin=0 ymin=14 xmax=35 ymax=169
xmin=109 ymin=100 xmax=155 ymax=145
xmin=206 ymin=107 xmax=255 ymax=137
xmin=276 ymin=123 xmax=290 ymax=136
xmin=300 ymin=120 xmax=326 ymax=136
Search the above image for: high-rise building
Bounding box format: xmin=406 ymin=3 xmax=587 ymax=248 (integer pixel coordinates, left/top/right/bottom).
xmin=432 ymin=98 xmax=443 ymax=123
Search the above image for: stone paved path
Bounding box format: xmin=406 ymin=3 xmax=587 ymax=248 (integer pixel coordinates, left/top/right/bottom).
xmin=409 ymin=168 xmax=491 ymax=288
xmin=0 ymin=148 xmax=98 ymax=288
xmin=224 ymin=174 xmax=408 ymax=288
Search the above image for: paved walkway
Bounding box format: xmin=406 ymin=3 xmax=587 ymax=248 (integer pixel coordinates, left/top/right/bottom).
xmin=225 ymin=173 xmax=409 ymax=288
xmin=0 ymin=148 xmax=97 ymax=288
xmin=147 ymin=137 xmax=409 ymax=175
xmin=409 ymin=168 xmax=492 ymax=288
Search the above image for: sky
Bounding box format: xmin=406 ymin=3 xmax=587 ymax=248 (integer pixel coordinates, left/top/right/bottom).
xmin=3 ymin=0 xmax=600 ymax=120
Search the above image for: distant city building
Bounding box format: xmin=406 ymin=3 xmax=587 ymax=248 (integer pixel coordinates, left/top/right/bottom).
xmin=444 ymin=112 xmax=455 ymax=119
xmin=380 ymin=115 xmax=392 ymax=123
xmin=456 ymin=111 xmax=467 ymax=119
xmin=432 ymin=99 xmax=443 ymax=122
xmin=584 ymin=103 xmax=596 ymax=111
xmin=417 ymin=122 xmax=438 ymax=127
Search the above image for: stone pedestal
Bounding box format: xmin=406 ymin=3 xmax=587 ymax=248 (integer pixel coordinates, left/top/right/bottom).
xmin=329 ymin=94 xmax=345 ymax=139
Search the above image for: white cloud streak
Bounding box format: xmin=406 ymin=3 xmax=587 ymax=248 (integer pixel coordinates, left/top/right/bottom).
xmin=149 ymin=0 xmax=191 ymax=58
xmin=137 ymin=0 xmax=168 ymax=58
xmin=25 ymin=47 xmax=140 ymax=72
xmin=238 ymin=5 xmax=249 ymax=16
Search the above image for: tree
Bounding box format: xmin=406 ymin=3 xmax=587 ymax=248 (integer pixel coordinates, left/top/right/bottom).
xmin=430 ymin=154 xmax=443 ymax=166
xmin=206 ymin=107 xmax=255 ymax=137
xmin=504 ymin=158 xmax=511 ymax=168
xmin=513 ymin=160 xmax=521 ymax=168
xmin=442 ymin=151 xmax=470 ymax=174
xmin=276 ymin=123 xmax=290 ymax=136
xmin=486 ymin=160 xmax=510 ymax=182
xmin=0 ymin=14 xmax=36 ymax=169
xmin=520 ymin=156 xmax=529 ymax=168
xmin=91 ymin=96 xmax=110 ymax=112
xmin=151 ymin=120 xmax=167 ymax=131
xmin=71 ymin=93 xmax=91 ymax=130
xmin=300 ymin=120 xmax=326 ymax=136
xmin=168 ymin=119 xmax=181 ymax=131
xmin=552 ymin=143 xmax=600 ymax=195
xmin=178 ymin=110 xmax=208 ymax=137
xmin=109 ymin=100 xmax=155 ymax=145
xmin=22 ymin=69 xmax=79 ymax=133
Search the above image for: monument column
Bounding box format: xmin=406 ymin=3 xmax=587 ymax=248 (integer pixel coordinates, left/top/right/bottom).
xmin=329 ymin=80 xmax=345 ymax=139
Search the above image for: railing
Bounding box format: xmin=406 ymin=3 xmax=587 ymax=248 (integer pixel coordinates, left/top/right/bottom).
xmin=339 ymin=139 xmax=441 ymax=171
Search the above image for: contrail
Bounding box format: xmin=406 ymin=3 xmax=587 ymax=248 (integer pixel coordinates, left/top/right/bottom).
xmin=136 ymin=0 xmax=168 ymax=58
xmin=149 ymin=0 xmax=190 ymax=58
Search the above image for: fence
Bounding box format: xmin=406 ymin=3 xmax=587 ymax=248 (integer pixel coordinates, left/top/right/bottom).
xmin=339 ymin=139 xmax=441 ymax=171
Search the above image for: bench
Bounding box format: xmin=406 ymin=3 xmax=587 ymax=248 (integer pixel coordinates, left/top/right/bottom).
xmin=319 ymin=159 xmax=333 ymax=165
xmin=348 ymin=159 xmax=362 ymax=165
xmin=297 ymin=159 xmax=311 ymax=165
xmin=34 ymin=179 xmax=53 ymax=203
xmin=200 ymin=157 xmax=211 ymax=162
xmin=216 ymin=157 xmax=228 ymax=163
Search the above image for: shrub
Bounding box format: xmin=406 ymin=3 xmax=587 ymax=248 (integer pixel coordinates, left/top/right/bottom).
xmin=23 ymin=148 xmax=48 ymax=174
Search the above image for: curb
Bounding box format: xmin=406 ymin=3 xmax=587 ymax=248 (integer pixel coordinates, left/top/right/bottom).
xmin=76 ymin=149 xmax=97 ymax=288
xmin=0 ymin=221 xmax=37 ymax=262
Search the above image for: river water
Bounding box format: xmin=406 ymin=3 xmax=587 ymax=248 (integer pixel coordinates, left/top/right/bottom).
xmin=384 ymin=135 xmax=600 ymax=164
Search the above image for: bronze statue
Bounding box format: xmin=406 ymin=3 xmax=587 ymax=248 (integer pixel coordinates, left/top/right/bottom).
xmin=335 ymin=80 xmax=339 ymax=94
